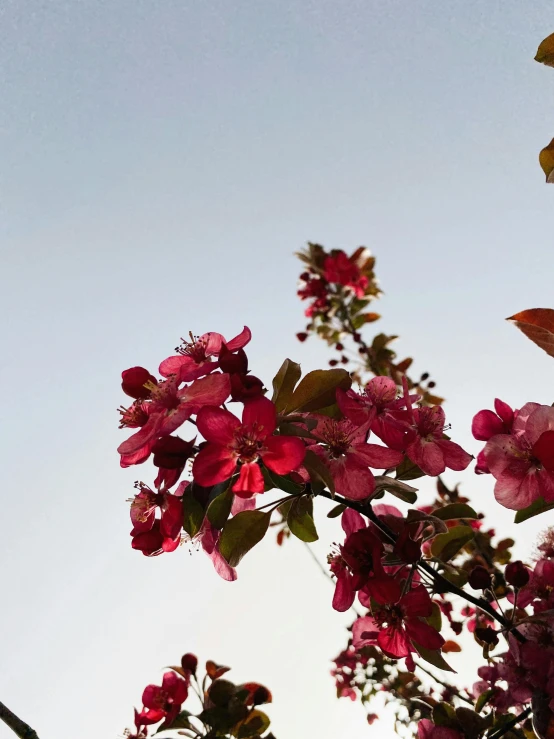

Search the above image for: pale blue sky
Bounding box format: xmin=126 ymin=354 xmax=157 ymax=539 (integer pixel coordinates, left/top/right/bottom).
xmin=1 ymin=2 xmax=554 ymax=738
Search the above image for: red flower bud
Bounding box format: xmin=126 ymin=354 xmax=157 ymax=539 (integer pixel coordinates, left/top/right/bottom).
xmin=121 ymin=366 xmax=157 ymax=399
xmin=335 ymin=343 xmax=344 ymax=351
xmin=181 ymin=653 xmax=198 ymax=674
xmin=505 ymin=560 xmax=530 ymax=589
xmin=329 ymin=359 xmax=338 ymax=367
xmin=468 ymin=566 xmax=492 ymax=590
xmin=296 ymin=332 xmax=308 ymax=342
xmin=218 ymin=345 xmax=248 ymax=374
xmin=230 ymin=374 xmax=264 ymax=402
xmin=475 ymin=626 xmax=499 ymax=647
xmin=152 ymin=436 xmax=195 ymax=469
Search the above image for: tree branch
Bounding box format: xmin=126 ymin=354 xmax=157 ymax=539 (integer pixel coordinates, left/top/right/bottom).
xmin=313 ymin=488 xmax=525 ymax=642
xmin=486 ymin=706 xmax=532 ymax=739
xmin=0 ymin=702 xmax=39 ymax=739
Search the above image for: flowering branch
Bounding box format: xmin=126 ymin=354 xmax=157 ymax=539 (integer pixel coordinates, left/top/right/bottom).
xmin=312 ymin=486 xmax=524 ymax=641
xmin=0 ymin=702 xmax=39 ymax=739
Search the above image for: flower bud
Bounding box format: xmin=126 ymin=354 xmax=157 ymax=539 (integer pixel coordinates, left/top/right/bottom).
xmin=181 ymin=653 xmax=198 ymax=674
xmin=505 ymin=560 xmax=530 ymax=589
xmin=296 ymin=332 xmax=308 ymax=342
xmin=475 ymin=626 xmax=499 ymax=647
xmin=468 ymin=566 xmax=492 ymax=590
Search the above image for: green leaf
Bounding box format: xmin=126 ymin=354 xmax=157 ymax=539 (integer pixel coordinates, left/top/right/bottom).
xmin=236 ymin=709 xmax=271 ymax=738
xmin=208 ymin=679 xmax=236 ymax=707
xmin=374 ymin=475 xmax=418 ymax=504
xmin=219 ymin=511 xmax=271 ymax=567
xmin=430 ymin=525 xmax=475 ymax=562
xmin=414 ymin=642 xmax=455 ymax=672
xmin=514 ymin=496 xmax=554 ymax=523
xmin=154 ymin=709 xmax=193 ymax=734
xmin=284 ymin=368 xmax=352 ymax=413
xmin=351 ymin=312 xmax=381 ymax=329
xmin=395 ymin=457 xmax=426 ymax=481
xmin=327 ymin=503 xmax=346 ymax=518
xmin=431 ymin=503 xmax=479 ymax=521
xmin=263 ymin=467 xmax=303 ymax=495
xmin=474 ymin=688 xmax=492 ymax=714
xmin=287 ymin=496 xmax=318 ymax=542
xmin=207 ymin=488 xmax=234 ymax=529
xmin=304 ymin=448 xmax=335 ymax=495
xmin=440 ymin=566 xmax=468 ymax=588
xmin=432 ymin=702 xmax=458 ymax=727
xmin=182 ymin=485 xmax=205 ymax=538
xmin=271 ymin=359 xmax=301 ymax=412
xmin=427 ymin=602 xmax=442 ymax=632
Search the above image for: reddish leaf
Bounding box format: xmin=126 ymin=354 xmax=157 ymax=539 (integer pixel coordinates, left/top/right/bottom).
xmin=539 ymin=139 xmax=554 ymax=183
xmin=205 ymin=660 xmax=231 ymax=679
xmin=535 ymin=33 xmax=554 ymax=67
xmin=507 ymin=308 xmax=554 ymax=357
xmin=442 ymin=640 xmax=462 ymax=653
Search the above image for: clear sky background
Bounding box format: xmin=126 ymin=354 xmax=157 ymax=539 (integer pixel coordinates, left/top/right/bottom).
xmin=2 ymin=2 xmax=554 ymax=738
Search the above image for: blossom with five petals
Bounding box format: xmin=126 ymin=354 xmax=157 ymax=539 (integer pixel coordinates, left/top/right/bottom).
xmin=352 ymin=585 xmax=444 ymax=660
xmin=308 ymin=416 xmax=404 ymax=500
xmin=159 ymin=327 xmax=251 ymax=383
xmin=193 ymin=396 xmax=306 ymax=497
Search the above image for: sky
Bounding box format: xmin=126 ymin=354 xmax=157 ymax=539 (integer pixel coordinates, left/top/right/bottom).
xmin=1 ymin=1 xmax=554 ymax=737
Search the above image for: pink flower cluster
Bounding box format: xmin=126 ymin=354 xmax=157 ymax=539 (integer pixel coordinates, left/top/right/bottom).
xmin=297 ymin=248 xmax=371 ymax=318
xmin=118 ymin=328 xmax=471 ymax=587
xmin=473 ymin=531 xmax=554 ymax=715
xmin=330 ymin=507 xmax=445 ymax=668
xmin=472 ymin=399 xmax=554 ymax=510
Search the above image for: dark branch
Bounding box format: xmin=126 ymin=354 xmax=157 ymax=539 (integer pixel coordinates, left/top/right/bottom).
xmin=0 ymin=702 xmax=39 ymax=739
xmin=486 ymin=706 xmax=532 ymax=739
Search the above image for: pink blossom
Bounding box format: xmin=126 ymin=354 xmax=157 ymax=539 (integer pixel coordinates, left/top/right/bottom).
xmin=130 ymin=484 xmax=183 ymax=556
xmin=159 ymin=327 xmax=251 ymax=383
xmin=400 ymin=403 xmax=472 ymax=477
xmin=118 ymin=373 xmax=231 ymax=462
xmin=337 ymin=377 xmax=416 ymax=450
xmin=308 ymin=416 xmax=403 ymax=500
xmin=328 ymin=510 xmax=399 ymax=612
xmin=193 ymin=396 xmax=305 ymax=497
xmin=483 ymin=402 xmax=554 ymax=509
xmin=141 ymin=671 xmax=189 ymax=725
xmin=352 ymin=585 xmax=444 ymax=659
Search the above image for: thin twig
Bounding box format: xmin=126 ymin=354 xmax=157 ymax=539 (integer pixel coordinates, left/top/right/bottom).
xmin=486 ymin=705 xmax=532 ymax=739
xmin=0 ymin=702 xmax=39 ymax=739
xmin=413 ymin=660 xmax=473 ymax=705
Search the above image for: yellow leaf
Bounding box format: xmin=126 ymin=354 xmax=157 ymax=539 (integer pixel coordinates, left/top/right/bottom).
xmin=535 ymin=32 xmax=554 ymax=67
xmin=539 ymin=138 xmax=554 ymax=183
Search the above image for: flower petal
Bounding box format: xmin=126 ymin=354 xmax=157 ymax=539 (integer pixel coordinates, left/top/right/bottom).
xmin=196 ymin=405 xmax=240 ymax=444
xmin=225 ymin=325 xmax=252 ymax=352
xmin=232 ymin=462 xmax=265 ymax=495
xmin=352 ymin=616 xmax=380 ymax=647
xmin=193 ymin=444 xmax=237 ymax=486
xmin=241 ymin=396 xmax=277 ymax=435
xmin=179 ymin=373 xmax=231 ymax=412
xmin=262 ymin=435 xmax=306 ymax=475
xmin=405 ymin=618 xmax=445 ymax=651
xmin=332 ymin=571 xmax=356 ymax=612
xmin=341 ymin=508 xmax=366 ymax=536
xmin=351 ymin=443 xmax=404 ymax=469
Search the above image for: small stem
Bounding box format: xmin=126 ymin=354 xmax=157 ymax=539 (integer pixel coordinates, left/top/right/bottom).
xmin=486 ymin=705 xmax=532 ymax=739
xmin=413 ymin=661 xmax=473 ymax=705
xmin=0 ymin=702 xmax=39 ymax=739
